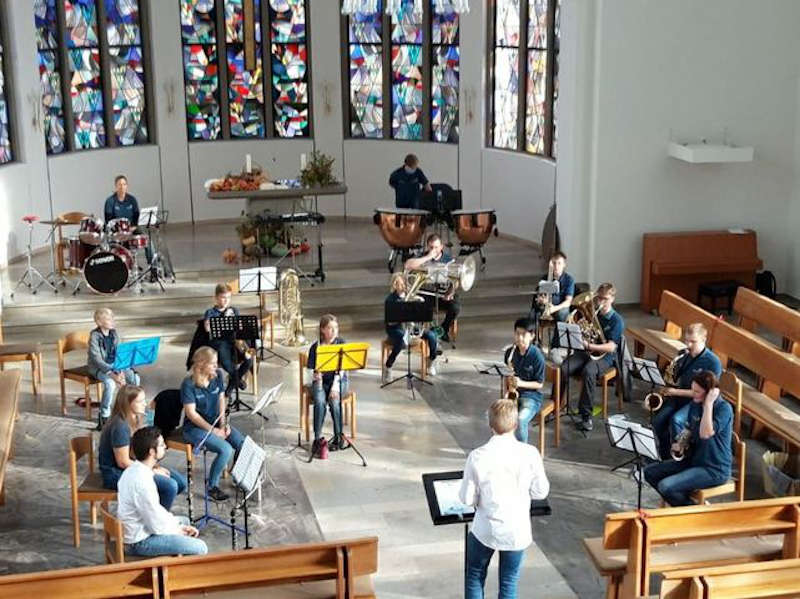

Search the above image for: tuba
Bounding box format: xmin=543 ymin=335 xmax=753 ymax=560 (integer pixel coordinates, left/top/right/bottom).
xmin=405 ymin=255 xmax=477 ymax=301
xmin=643 ymin=350 xmax=686 ymax=411
xmin=279 ymin=269 xmax=306 ymax=346
xmin=566 ymin=292 xmax=607 ymax=360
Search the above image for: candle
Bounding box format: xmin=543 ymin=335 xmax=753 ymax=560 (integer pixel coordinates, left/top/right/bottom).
xmin=300 ymin=153 xmax=307 ymax=170
xmin=246 ymin=154 xmax=252 ymax=173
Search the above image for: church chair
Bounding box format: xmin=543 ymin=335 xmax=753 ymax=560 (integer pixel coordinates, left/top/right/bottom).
xmin=299 ymin=352 xmax=356 ymax=442
xmin=69 ymin=435 xmax=116 ymax=547
xmin=58 ymin=331 xmax=102 ymax=420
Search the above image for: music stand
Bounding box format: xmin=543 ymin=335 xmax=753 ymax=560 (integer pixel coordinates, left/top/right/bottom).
xmin=249 ymin=383 xmax=295 ymax=506
xmin=238 ymin=266 xmax=288 ymax=365
xmin=229 ymin=435 xmax=266 ymax=550
xmin=626 ymin=357 xmax=665 ymax=423
xmin=112 ymin=337 xmax=160 ymax=371
xmin=382 ymin=301 xmax=434 ymax=400
xmin=605 ymin=415 xmax=660 ymax=509
xmin=314 ymin=342 xmax=370 ymax=467
xmin=532 ymin=278 xmax=560 ymax=347
xmin=474 ymin=361 xmax=514 ymax=397
xmin=556 ymin=321 xmax=588 ymax=435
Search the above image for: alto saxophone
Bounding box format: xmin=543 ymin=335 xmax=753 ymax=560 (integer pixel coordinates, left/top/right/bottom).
xmin=505 ymin=375 xmax=519 ymax=400
xmin=671 ymin=427 xmax=692 ymax=461
xmin=643 ymin=350 xmax=686 ymax=411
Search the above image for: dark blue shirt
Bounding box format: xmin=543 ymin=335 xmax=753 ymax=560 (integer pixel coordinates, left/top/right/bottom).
xmin=307 ymin=337 xmax=347 ymax=388
xmin=686 ymin=399 xmax=733 ymax=477
xmin=204 ymin=305 xmax=239 ymax=323
xmin=104 ymin=193 xmax=140 ymax=225
xmin=673 ymin=347 xmax=723 ymax=389
xmin=180 ymin=369 xmax=226 ymax=434
xmin=553 ymin=272 xmax=575 ymax=306
xmin=98 ymin=416 xmax=132 ymax=480
xmin=509 ymin=343 xmax=545 ymax=402
xmin=597 ymin=309 xmax=624 ymax=347
xmin=389 ymin=166 xmax=429 ymax=209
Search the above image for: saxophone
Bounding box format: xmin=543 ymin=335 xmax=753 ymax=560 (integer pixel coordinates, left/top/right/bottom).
xmin=671 ymin=427 xmax=692 ymax=461
xmin=504 ymin=375 xmax=519 ymax=400
xmin=279 ymin=269 xmax=306 ymax=346
xmin=643 ymin=350 xmax=686 ymax=411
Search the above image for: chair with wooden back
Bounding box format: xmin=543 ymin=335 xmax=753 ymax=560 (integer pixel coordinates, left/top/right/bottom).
xmin=0 ymin=370 xmax=21 ymax=506
xmin=502 ymin=363 xmax=561 ymax=457
xmin=56 ymin=211 xmax=88 ymax=274
xmin=0 ymin=322 xmax=43 ymax=396
xmin=299 ymin=352 xmax=356 ymax=442
xmin=690 ymin=432 xmax=746 ymax=505
xmin=69 ymin=435 xmax=117 ymax=547
xmin=100 ymin=500 xmax=153 ymax=564
xmin=58 ymin=331 xmax=101 ymax=420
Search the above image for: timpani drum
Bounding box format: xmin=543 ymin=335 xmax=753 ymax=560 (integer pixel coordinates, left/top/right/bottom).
xmin=83 ymin=244 xmax=134 ymax=294
xmin=373 ymin=208 xmax=430 ymax=249
xmin=451 ymin=209 xmax=497 ymax=247
xmin=78 ymin=216 xmax=104 ymax=245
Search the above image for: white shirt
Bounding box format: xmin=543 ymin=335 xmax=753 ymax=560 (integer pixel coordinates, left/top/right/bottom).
xmin=117 ymin=461 xmax=182 ymax=544
xmin=459 ymin=432 xmax=550 ymax=551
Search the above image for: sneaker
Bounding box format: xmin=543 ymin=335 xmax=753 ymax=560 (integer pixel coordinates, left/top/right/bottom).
xmin=428 ymin=360 xmax=437 ymax=376
xmin=238 ymin=378 xmax=248 ymax=391
xmin=382 ymin=367 xmax=392 ymax=385
xmin=208 ymin=486 xmax=229 ymax=501
xmin=580 ymin=417 xmax=594 ymax=432
xmin=330 ymin=434 xmax=350 ymax=451
xmin=95 ymin=415 xmax=108 ymax=432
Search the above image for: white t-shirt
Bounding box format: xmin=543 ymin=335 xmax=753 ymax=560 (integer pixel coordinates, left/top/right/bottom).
xmin=117 ymin=461 xmax=182 ymax=544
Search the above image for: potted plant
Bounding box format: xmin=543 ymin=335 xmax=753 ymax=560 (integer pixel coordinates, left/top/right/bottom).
xmin=300 ymin=151 xmax=338 ymax=188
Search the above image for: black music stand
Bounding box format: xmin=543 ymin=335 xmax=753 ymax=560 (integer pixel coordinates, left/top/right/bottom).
xmin=605 ymin=416 xmax=660 ymax=510
xmin=474 ymin=361 xmax=514 ymax=397
xmin=556 ymin=321 xmax=588 ymax=436
xmin=382 ymin=301 xmax=434 ymax=400
xmin=626 ymin=357 xmax=665 ymax=424
xmin=238 ymin=266 xmax=289 ymax=365
xmin=208 ymin=314 xmax=265 ymax=422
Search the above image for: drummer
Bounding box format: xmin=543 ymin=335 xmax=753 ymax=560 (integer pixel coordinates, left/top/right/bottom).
xmin=389 ymin=154 xmax=432 ymax=209
xmin=104 ymin=175 xmax=153 ymax=273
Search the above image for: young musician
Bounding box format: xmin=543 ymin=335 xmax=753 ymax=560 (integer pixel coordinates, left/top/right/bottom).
xmin=104 ymin=174 xmax=140 ymax=225
xmin=307 ymin=314 xmax=350 ymax=458
xmin=459 ymin=399 xmax=550 ymax=599
xmin=203 ymin=283 xmax=252 ymax=396
xmin=117 ymin=426 xmax=207 ymax=557
xmin=384 ymin=273 xmax=439 ymax=384
xmin=99 ymin=385 xmax=187 ymax=509
xmin=389 ymin=153 xmax=432 ymax=209
xmin=505 ymin=318 xmax=546 ymax=444
xmin=404 ymin=233 xmax=461 ymax=342
xmin=531 ymin=251 xmax=574 ymax=323
xmin=559 ymin=283 xmax=624 ymax=432
xmin=181 ymin=346 xmax=244 ymax=501
xmin=88 ymin=308 xmax=140 ymax=430
xmin=643 ymin=371 xmax=732 ymax=506
xmin=651 ymin=323 xmax=723 ymax=460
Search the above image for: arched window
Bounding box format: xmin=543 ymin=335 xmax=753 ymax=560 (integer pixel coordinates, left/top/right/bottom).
xmin=0 ymin=7 xmax=13 ymax=164
xmin=34 ymin=0 xmax=152 ymax=153
xmin=179 ymin=0 xmax=311 ymax=141
xmin=489 ymin=0 xmax=559 ymax=157
xmin=344 ymin=0 xmax=460 ymax=143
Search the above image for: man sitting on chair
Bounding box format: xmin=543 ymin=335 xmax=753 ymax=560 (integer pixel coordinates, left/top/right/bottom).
xmin=504 ymin=318 xmax=545 ymax=444
xmin=643 ymin=371 xmax=732 ymax=507
xmin=651 ymin=323 xmax=723 ymax=460
xmin=531 ymin=251 xmax=574 ymax=324
xmin=117 ymin=426 xmax=207 ymax=557
xmin=204 ymin=283 xmax=252 ymax=396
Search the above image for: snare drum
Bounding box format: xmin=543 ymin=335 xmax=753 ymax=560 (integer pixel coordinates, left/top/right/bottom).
xmin=125 ymin=234 xmax=148 ymax=250
xmin=107 ymin=218 xmax=133 ymax=243
xmin=451 ymin=209 xmax=497 ymax=246
xmin=373 ymin=208 xmax=430 ymax=249
xmin=67 ymin=237 xmax=93 ymax=270
xmin=83 ymin=244 xmax=134 ymax=294
xmin=78 ymin=216 xmax=104 ymax=246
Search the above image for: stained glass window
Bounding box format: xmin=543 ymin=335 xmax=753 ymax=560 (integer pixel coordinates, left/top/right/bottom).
xmin=34 ymin=0 xmax=151 ymax=152
xmin=490 ymin=0 xmax=560 ymax=157
xmin=179 ymin=0 xmax=310 ymax=141
xmin=344 ymin=1 xmax=459 ymax=143
xmin=0 ymin=22 xmax=11 ymax=165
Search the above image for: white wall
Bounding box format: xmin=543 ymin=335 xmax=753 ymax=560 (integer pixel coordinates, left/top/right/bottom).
xmin=790 ymin=75 xmax=800 ymax=298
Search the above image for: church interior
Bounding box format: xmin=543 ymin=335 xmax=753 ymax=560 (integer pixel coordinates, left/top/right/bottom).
xmin=1 ymin=1 xmax=800 ymax=598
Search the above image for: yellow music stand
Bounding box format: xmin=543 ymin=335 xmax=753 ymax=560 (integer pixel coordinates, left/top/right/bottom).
xmin=315 ymin=342 xmax=370 ymax=467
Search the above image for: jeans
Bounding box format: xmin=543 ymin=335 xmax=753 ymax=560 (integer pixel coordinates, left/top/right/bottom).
xmin=102 ymin=466 xmax=187 ymax=510
xmin=126 ymin=516 xmax=208 ymax=557
xmin=515 ymin=394 xmax=542 ymax=444
xmin=560 ymin=353 xmax=615 ymax=419
xmin=423 ymin=294 xmax=460 ymax=335
xmin=312 ymin=379 xmax=349 ymax=440
xmin=643 ymin=459 xmax=727 ymax=507
xmin=184 ymin=425 xmax=245 ymax=489
xmin=651 ymin=396 xmax=691 ymax=460
xmin=210 ymin=339 xmax=252 ymax=394
xmin=385 ymin=326 xmax=438 ymax=368
xmin=465 ymin=532 xmax=526 ymax=599
xmin=97 ymin=369 xmax=140 ymax=418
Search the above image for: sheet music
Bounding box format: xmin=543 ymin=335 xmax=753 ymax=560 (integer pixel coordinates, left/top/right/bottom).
xmin=607 ymin=415 xmax=659 ymax=460
xmin=556 ymin=322 xmax=586 ymax=351
xmin=432 ymin=479 xmax=474 ymax=517
xmin=239 ymin=266 xmax=278 ymax=293
xmin=138 ymin=206 xmax=159 ymax=227
xmin=231 ymin=436 xmax=266 ymax=495
xmin=630 ymin=357 xmax=666 ymax=386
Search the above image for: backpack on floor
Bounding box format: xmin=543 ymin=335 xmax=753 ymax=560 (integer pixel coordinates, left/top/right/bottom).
xmin=756 ymin=270 xmax=777 ymax=299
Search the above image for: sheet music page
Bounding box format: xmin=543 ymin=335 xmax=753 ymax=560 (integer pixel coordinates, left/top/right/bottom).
xmin=232 ymin=436 xmax=265 ymax=494
xmin=433 ymin=479 xmax=474 ymax=517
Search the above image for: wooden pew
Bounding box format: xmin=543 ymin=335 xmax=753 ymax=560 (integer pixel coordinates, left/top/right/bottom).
xmin=582 ymin=511 xmax=644 ymax=599
xmin=640 ymin=230 xmax=762 ymax=313
xmin=662 ymin=557 xmax=800 ymax=598
xmin=0 ymin=370 xmax=21 ymax=506
xmin=733 ymin=286 xmax=800 ymax=358
xmin=627 ymin=291 xmax=719 ymax=363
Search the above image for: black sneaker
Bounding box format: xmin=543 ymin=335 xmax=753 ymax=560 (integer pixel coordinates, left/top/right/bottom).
xmin=580 ymin=417 xmax=593 ymax=432
xmin=95 ymin=415 xmax=108 ymax=432
xmin=208 ymin=486 xmax=229 ymax=501
xmin=238 ymin=378 xmax=248 ymax=391
xmin=330 ymin=434 xmax=350 ymax=451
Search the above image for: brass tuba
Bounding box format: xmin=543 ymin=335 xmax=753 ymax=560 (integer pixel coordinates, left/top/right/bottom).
xmin=279 ymin=269 xmax=306 ymax=346
xmin=405 ymin=255 xmax=477 ymax=301
xmin=643 ymin=350 xmax=686 ymax=411
xmin=566 ymin=291 xmax=607 ymax=360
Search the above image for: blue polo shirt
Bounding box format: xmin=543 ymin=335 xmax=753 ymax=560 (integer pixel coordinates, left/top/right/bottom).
xmin=673 ymin=347 xmax=723 ymax=389
xmin=180 ymin=369 xmax=226 ymax=434
xmin=509 ymin=343 xmax=545 ymax=402
xmin=104 ymin=193 xmax=140 ymax=225
xmin=686 ymin=399 xmax=733 ymax=478
xmin=389 ymin=166 xmax=429 ymax=209
xmin=553 ymin=272 xmax=575 ymax=305
xmin=98 ymin=416 xmax=132 ymax=481
xmin=203 ymin=305 xmax=239 ymax=321
xmin=307 ymin=337 xmax=347 ymax=388
xmin=597 ymin=309 xmax=624 ymax=347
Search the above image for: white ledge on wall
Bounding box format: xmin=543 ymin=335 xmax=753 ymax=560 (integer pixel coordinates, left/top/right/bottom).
xmin=667 ymin=141 xmax=754 ymax=164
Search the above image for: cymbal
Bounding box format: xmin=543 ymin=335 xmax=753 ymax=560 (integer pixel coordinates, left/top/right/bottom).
xmin=39 ymin=219 xmax=66 ymax=225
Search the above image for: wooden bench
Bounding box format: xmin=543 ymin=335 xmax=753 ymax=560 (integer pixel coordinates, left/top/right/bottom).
xmin=582 ymin=511 xmax=643 ymax=598
xmin=0 ymin=370 xmax=21 ymax=506
xmin=733 ymin=286 xmax=800 ymax=358
xmin=0 ymin=323 xmax=43 ymax=396
xmin=659 ymin=557 xmax=800 ymax=598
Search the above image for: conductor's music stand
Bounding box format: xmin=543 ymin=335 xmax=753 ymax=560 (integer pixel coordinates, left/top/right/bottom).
xmin=239 ymin=266 xmax=288 ymax=365
xmin=627 ymin=357 xmax=665 ymax=424
xmin=605 ymin=416 xmax=660 ymax=509
xmin=556 ymin=321 xmax=588 ymax=435
xmin=314 ymin=342 xmax=370 ymax=467
xmin=382 ymin=301 xmax=434 ymax=400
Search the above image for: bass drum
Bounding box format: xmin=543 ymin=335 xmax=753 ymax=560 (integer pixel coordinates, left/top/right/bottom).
xmin=83 ymin=245 xmax=134 ymax=294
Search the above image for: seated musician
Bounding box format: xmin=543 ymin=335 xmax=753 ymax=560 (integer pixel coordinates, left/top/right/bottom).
xmin=118 ymin=426 xmax=207 ymax=557
xmin=307 ymin=314 xmax=350 ymax=458
xmin=88 ymin=308 xmax=140 ymax=430
xmin=389 ymin=153 xmax=432 ymax=209
xmin=99 ymin=385 xmax=187 ymax=509
xmin=104 ymin=174 xmax=140 ymax=226
xmin=531 ymin=251 xmax=574 ymax=324
xmin=404 ymin=233 xmax=460 ymax=343
xmin=203 ymin=283 xmax=252 ymax=396
xmin=643 ymin=371 xmax=732 ymax=507
xmin=383 ymin=273 xmax=439 ymax=384
xmin=181 ymin=346 xmax=244 ymax=502
xmin=651 ymin=323 xmax=723 ymax=460
xmin=504 ymin=317 xmax=546 ymax=444
xmin=559 ymin=283 xmax=624 ymax=432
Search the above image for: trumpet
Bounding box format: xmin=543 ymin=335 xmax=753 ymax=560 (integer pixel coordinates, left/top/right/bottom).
xmin=671 ymin=427 xmax=692 ymax=461
xmin=643 ymin=350 xmax=686 ymax=411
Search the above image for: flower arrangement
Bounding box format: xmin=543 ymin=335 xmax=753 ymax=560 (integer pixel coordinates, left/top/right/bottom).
xmin=299 ymin=151 xmax=338 ymax=188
